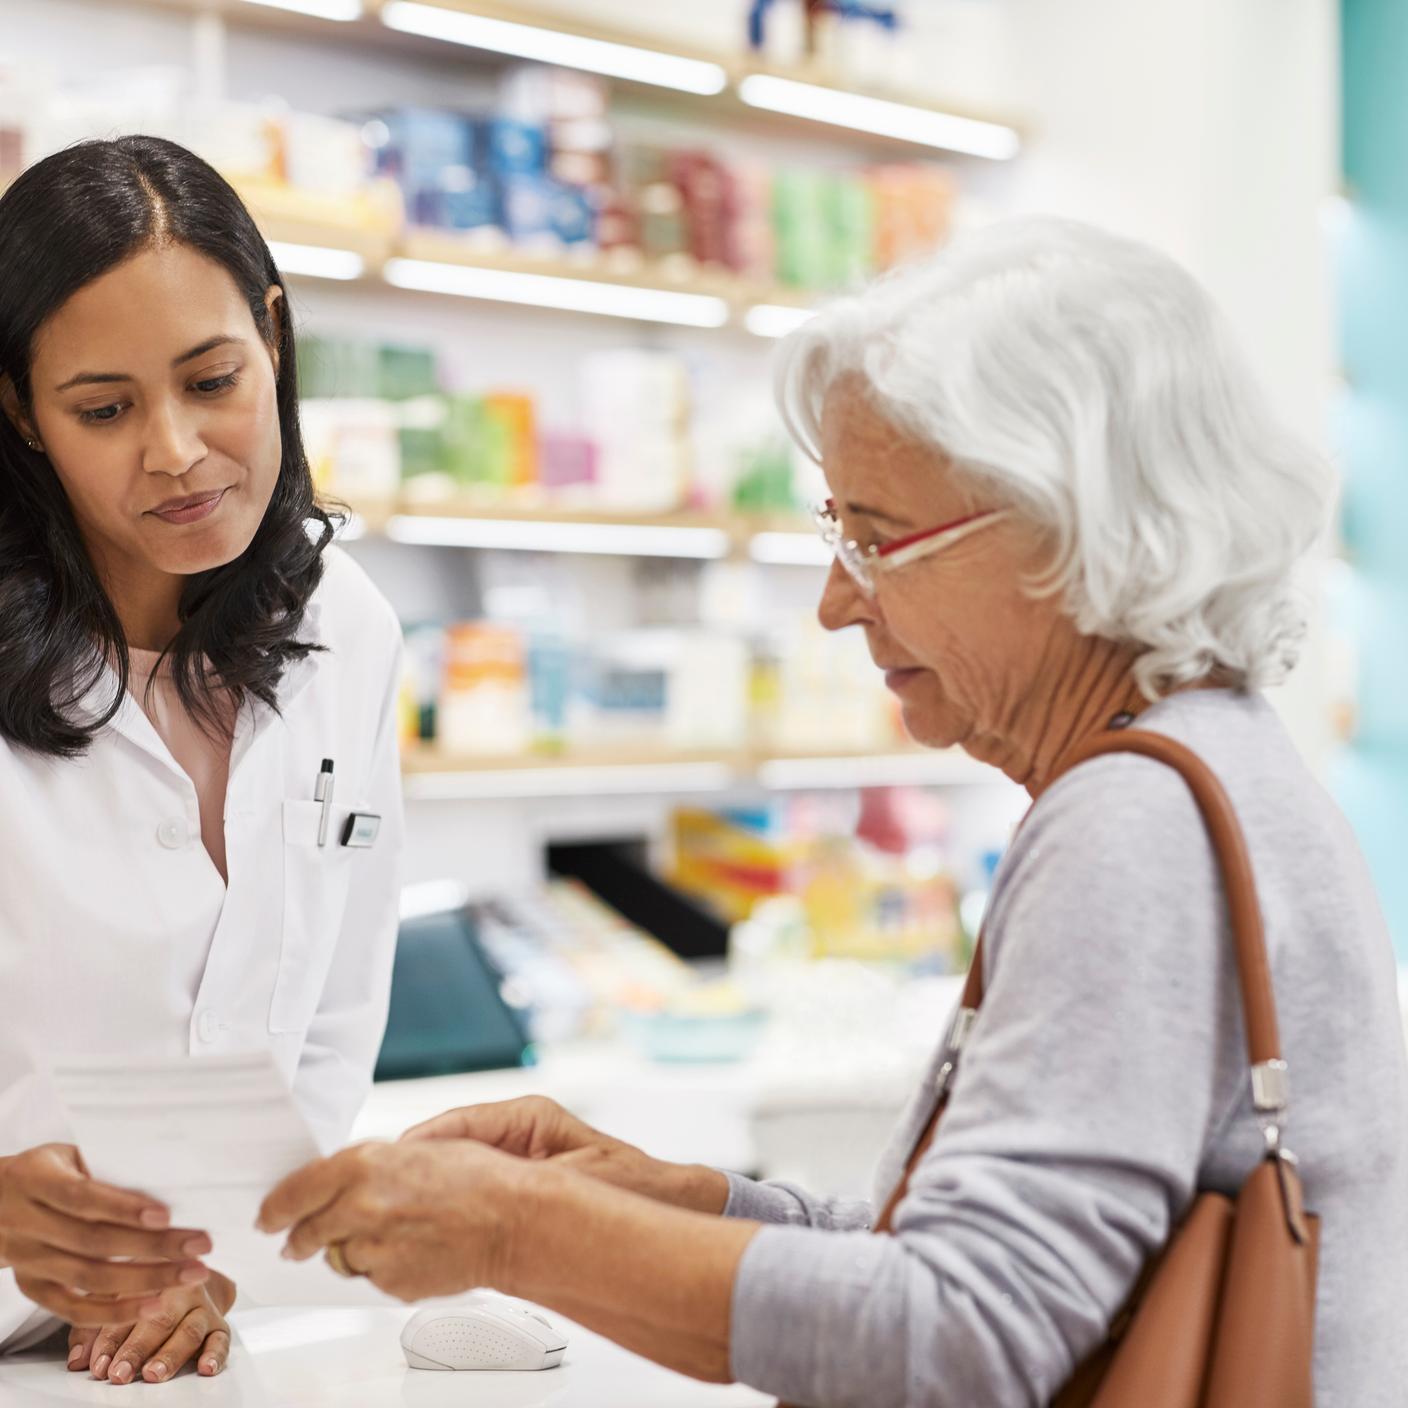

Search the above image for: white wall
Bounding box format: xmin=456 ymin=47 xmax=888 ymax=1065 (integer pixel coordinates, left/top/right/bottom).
xmin=1002 ymin=0 xmax=1341 ymax=765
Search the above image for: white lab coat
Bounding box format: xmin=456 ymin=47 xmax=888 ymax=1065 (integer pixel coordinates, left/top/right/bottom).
xmin=0 ymin=546 xmax=405 ymax=1350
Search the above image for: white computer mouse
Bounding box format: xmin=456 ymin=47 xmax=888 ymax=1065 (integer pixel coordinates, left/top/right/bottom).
xmin=400 ymin=1294 xmax=568 ymax=1371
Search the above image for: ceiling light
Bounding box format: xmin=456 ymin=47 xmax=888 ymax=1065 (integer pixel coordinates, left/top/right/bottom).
xmin=380 ymin=2 xmax=727 ymax=95
xmin=268 ymin=241 xmax=365 ymax=281
xmin=385 ymin=514 xmax=732 ymax=559
xmin=384 ymin=256 xmax=730 ymax=327
xmin=242 ymin=0 xmax=361 ymax=20
xmin=744 ymin=303 xmax=816 ymax=339
xmin=737 ymin=74 xmax=1020 ymax=161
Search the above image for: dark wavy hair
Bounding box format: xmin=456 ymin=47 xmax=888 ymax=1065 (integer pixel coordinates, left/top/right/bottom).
xmin=0 ymin=135 xmax=336 ymax=756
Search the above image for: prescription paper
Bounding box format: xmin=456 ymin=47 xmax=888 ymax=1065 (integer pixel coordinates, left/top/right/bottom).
xmin=50 ymin=1052 xmax=392 ymax=1307
xmin=51 ymin=1051 xmax=318 ymax=1235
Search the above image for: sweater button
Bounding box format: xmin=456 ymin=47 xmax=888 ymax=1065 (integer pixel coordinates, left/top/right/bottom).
xmin=157 ymin=818 xmax=189 ymax=849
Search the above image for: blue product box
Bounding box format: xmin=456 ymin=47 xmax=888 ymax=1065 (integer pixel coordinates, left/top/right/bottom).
xmin=441 ymin=176 xmax=501 ymax=232
xmin=487 ymin=118 xmax=548 ymax=177
xmin=377 ymin=108 xmax=479 ymax=191
xmin=500 ymin=175 xmax=596 ymax=246
xmin=548 ymin=182 xmax=596 ymax=246
xmin=500 ymin=173 xmax=556 ymax=241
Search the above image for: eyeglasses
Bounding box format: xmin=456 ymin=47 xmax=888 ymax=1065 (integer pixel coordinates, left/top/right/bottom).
xmin=812 ymin=498 xmax=1012 ymax=597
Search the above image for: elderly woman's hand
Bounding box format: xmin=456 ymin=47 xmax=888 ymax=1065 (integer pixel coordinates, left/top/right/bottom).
xmin=256 ymin=1141 xmax=534 ymax=1303
xmin=402 ymin=1097 xmax=728 ymax=1214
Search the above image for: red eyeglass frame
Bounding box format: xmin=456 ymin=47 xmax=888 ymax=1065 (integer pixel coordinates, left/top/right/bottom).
xmin=814 ymin=498 xmax=1011 ymax=593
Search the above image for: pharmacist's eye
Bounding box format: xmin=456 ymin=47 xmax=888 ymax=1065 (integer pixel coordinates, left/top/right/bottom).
xmin=193 ymin=372 xmax=240 ymax=396
xmin=78 ymin=402 xmax=126 ymax=426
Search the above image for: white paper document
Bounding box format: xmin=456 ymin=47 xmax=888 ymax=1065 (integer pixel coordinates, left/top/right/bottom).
xmin=50 ymin=1051 xmax=320 ymax=1236
xmin=50 ymin=1051 xmax=391 ymax=1306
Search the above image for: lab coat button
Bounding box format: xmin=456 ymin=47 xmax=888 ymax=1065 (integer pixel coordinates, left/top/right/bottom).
xmin=157 ymin=819 xmax=188 ymax=849
xmin=196 ymin=1010 xmax=218 ymax=1044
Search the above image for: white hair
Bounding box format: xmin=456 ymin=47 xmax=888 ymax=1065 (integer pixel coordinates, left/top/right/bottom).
xmin=775 ymin=216 xmax=1336 ymax=697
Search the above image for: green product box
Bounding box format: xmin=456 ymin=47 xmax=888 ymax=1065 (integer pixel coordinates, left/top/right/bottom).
xmin=297 ymin=335 xmax=380 ymax=399
xmin=376 ymin=343 xmax=439 ymax=401
xmin=823 ymin=175 xmax=876 ymax=289
xmin=772 ymin=169 xmax=830 ymax=291
xmin=439 ymin=395 xmax=514 ymax=487
xmin=732 ymin=437 xmax=795 ymax=513
xmin=397 ymin=425 xmax=446 ymax=481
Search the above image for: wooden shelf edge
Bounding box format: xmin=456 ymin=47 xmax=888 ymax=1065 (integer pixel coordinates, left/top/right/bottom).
xmin=330 ymin=497 xmax=812 ymax=539
xmin=400 ymin=742 xmax=997 ymax=784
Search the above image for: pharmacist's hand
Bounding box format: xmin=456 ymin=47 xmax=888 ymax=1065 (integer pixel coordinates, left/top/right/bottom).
xmin=401 ymin=1097 xmax=727 ymax=1213
xmin=0 ymin=1144 xmax=212 ymax=1326
xmin=67 ymin=1271 xmax=234 ymax=1384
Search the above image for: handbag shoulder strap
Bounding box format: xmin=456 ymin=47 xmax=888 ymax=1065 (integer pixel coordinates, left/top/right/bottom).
xmin=919 ymin=729 xmax=1289 ymax=1186
xmin=876 ymin=728 xmax=1293 ymax=1236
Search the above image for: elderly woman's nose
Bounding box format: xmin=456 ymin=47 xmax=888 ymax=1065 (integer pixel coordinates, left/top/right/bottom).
xmin=818 ymin=560 xmax=872 ymax=632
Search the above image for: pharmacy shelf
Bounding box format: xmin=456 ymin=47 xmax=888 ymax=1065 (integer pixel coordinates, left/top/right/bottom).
xmin=338 ymin=498 xmax=828 ymax=563
xmin=400 ymin=741 xmax=1000 ymax=800
xmin=246 ymin=191 xmax=820 ymax=334
xmin=133 ymin=0 xmax=1025 ymax=161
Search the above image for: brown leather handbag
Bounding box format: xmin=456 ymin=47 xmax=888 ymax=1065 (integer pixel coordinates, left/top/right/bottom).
xmin=782 ymin=729 xmax=1320 ymax=1408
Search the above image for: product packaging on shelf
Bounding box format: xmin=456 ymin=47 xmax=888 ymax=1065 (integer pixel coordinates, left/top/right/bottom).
xmin=671 ymin=791 xmax=967 ymax=970
xmin=438 ymin=622 xmax=531 ymax=756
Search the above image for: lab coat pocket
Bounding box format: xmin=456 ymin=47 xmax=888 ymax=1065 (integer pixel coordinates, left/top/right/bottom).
xmin=269 ymin=798 xmax=355 ymax=1034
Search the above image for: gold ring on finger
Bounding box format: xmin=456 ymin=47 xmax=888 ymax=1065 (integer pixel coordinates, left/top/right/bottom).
xmin=324 ymin=1240 xmax=366 ymax=1279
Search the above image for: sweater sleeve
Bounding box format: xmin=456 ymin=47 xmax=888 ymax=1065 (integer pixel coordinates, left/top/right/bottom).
xmin=728 ymin=754 xmax=1247 ymax=1408
xmin=722 ymin=1170 xmax=873 ymax=1231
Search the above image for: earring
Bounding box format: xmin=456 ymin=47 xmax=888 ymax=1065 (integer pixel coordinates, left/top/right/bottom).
xmin=25 ymin=439 xmax=40 ymax=452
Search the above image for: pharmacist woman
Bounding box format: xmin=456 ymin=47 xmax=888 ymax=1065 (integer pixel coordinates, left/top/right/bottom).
xmin=0 ymin=136 xmax=404 ymax=1385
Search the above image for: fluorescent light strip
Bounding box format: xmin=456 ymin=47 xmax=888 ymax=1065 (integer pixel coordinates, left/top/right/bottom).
xmin=268 ymin=240 xmax=365 ymax=281
xmin=748 ymin=531 xmax=831 ymax=567
xmin=384 ymin=257 xmax=730 ymax=328
xmin=745 ymin=303 xmax=816 ymax=339
xmin=757 ymin=750 xmax=998 ymax=790
xmin=243 ymin=0 xmax=361 ymax=20
xmin=381 ymin=2 xmax=727 ymax=95
xmin=406 ymin=761 xmax=735 ymax=801
xmin=737 ymin=74 xmax=1020 ymax=161
xmin=385 ymin=514 xmax=732 ymax=559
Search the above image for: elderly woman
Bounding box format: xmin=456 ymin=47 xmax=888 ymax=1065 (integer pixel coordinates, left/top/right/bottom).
xmin=259 ymin=219 xmax=1408 ymax=1407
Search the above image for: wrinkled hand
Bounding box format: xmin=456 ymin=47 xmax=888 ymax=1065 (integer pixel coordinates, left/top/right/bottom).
xmin=67 ymin=1271 xmax=234 ymax=1384
xmin=403 ymin=1097 xmax=727 ymax=1213
xmin=0 ymin=1145 xmax=211 ymax=1326
xmin=403 ymin=1096 xmax=650 ymax=1183
xmin=257 ymin=1141 xmax=532 ymax=1303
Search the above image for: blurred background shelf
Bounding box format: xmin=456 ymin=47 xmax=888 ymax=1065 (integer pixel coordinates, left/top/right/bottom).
xmin=242 ymin=184 xmax=822 ymax=333
xmin=132 ymin=0 xmax=1026 ymax=161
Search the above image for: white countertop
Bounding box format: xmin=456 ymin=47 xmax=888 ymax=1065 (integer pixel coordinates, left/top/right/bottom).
xmin=0 ymin=1307 xmax=773 ymax=1407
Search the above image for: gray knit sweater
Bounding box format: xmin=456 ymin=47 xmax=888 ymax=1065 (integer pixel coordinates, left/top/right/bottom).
xmin=724 ymin=689 xmax=1408 ymax=1408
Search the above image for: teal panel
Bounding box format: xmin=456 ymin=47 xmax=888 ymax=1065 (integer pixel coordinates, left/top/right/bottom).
xmin=1338 ymin=0 xmax=1408 ymax=955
